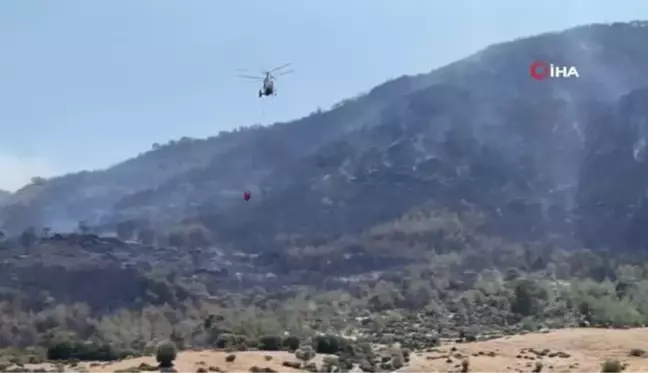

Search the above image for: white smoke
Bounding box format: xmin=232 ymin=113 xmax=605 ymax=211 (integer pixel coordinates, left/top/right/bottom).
xmin=0 ymin=153 xmax=60 ymax=192
xmin=633 ymin=137 xmax=646 ymax=162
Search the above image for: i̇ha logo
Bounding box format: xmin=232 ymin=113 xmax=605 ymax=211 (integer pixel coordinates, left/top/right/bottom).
xmin=529 ymin=61 xmax=579 ymax=80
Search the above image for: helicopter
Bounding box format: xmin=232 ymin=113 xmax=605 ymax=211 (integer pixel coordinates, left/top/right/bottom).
xmin=237 ymin=63 xmax=294 ymax=98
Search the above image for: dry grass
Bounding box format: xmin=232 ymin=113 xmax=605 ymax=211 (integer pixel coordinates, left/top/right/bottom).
xmin=72 ymin=350 xmax=323 ymax=373
xmin=402 ymin=328 xmax=648 ymax=372
xmin=16 ymin=328 xmax=648 ymax=372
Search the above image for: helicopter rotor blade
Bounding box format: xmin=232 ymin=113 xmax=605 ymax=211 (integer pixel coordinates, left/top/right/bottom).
xmin=277 ymin=69 xmax=295 ymax=76
xmin=269 ymin=63 xmax=291 ymax=73
xmin=237 ymin=74 xmax=264 ymax=80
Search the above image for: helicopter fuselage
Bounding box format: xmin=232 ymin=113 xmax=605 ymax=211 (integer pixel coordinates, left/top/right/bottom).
xmin=259 ymin=76 xmax=275 ymax=97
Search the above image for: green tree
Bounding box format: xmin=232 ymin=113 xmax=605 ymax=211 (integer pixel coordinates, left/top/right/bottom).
xmin=511 ymin=279 xmax=547 ymax=317
xmin=258 ymin=335 xmax=282 ymax=351
xmin=283 ymin=335 xmax=300 ymax=351
xmin=156 ymin=341 xmax=177 ymax=368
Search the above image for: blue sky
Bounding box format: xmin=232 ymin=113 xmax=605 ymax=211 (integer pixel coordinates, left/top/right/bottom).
xmin=1 ymin=0 xmax=647 ymax=191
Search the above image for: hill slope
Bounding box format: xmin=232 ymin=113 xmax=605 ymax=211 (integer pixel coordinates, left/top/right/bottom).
xmin=5 ymin=21 xmax=648 ymax=254
xmin=155 ymin=21 xmax=648 ymax=252
xmin=0 ymin=190 xmax=9 ymax=206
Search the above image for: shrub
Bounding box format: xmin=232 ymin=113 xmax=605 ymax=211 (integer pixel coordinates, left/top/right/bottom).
xmin=461 ymin=358 xmax=470 ymax=373
xmin=313 ymin=335 xmax=352 ymax=354
xmin=138 ymin=362 xmax=158 ymax=371
xmin=305 ymin=362 xmax=318 ymax=372
xmin=391 ymin=354 xmax=404 ymax=370
xmin=460 ymin=327 xmax=478 ymax=343
xmin=233 ymin=335 xmax=249 ymax=350
xmin=115 ymin=367 xmax=140 ymax=373
xmin=46 ymin=339 xmax=75 ymax=361
xmin=318 ymin=363 xmax=338 ymax=373
xmin=282 ymin=361 xmax=301 ymax=369
xmin=295 ymin=346 xmax=317 ymax=367
xmin=250 ymin=368 xmax=276 ymax=373
xmin=380 ymin=334 xmax=395 ymax=345
xmin=46 ymin=338 xmax=121 ymax=361
xmin=601 ymin=359 xmax=622 ymax=373
xmin=156 ymin=341 xmax=178 ymax=368
xmin=323 ymin=356 xmax=340 ymax=365
xmin=401 ymin=348 xmax=411 ymax=361
xmin=258 ymin=335 xmax=283 ymax=351
xmin=359 ymin=360 xmax=375 ymax=372
xmin=215 ymin=334 xmax=247 ymax=349
xmin=215 ymin=334 xmax=233 ymax=349
xmin=337 ymin=351 xmax=356 ymax=371
xmin=246 ymin=338 xmax=259 ymax=349
xmin=225 ymin=354 xmax=236 ymax=363
xmin=282 ymin=335 xmax=300 ymax=351
xmin=426 ymin=332 xmax=440 ymax=347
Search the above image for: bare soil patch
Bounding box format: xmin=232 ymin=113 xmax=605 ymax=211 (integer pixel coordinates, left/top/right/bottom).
xmin=26 ymin=350 xmax=329 ymax=372
xmin=403 ymin=328 xmax=648 ymax=372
